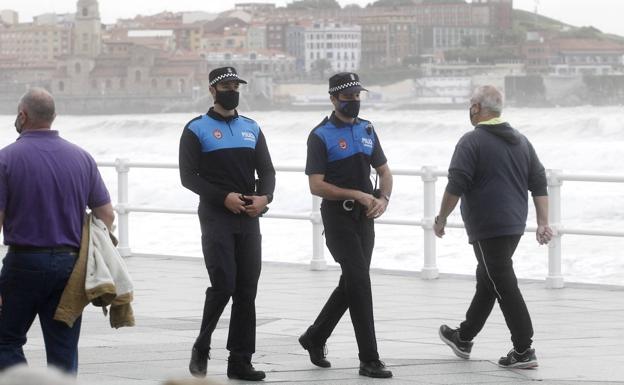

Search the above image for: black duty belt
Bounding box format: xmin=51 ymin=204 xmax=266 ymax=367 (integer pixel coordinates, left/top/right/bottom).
xmin=8 ymin=246 xmax=80 ymax=254
xmin=324 ymin=199 xmax=362 ymax=212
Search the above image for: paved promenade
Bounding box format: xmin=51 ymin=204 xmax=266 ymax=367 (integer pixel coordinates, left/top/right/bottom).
xmin=16 ymin=255 xmax=624 ymax=384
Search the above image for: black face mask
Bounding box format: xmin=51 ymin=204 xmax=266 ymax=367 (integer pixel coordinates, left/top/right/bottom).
xmin=338 ymin=100 xmax=360 ymax=118
xmin=215 ymin=90 xmax=239 ymax=110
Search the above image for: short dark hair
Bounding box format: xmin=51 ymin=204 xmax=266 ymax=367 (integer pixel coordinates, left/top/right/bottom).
xmin=19 ymin=88 xmax=56 ymax=124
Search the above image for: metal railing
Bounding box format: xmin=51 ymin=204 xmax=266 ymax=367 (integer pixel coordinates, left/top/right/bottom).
xmin=98 ymin=159 xmax=624 ymax=289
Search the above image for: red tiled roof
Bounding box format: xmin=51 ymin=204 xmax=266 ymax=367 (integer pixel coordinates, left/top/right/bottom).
xmin=555 ymin=38 xmax=624 ymax=53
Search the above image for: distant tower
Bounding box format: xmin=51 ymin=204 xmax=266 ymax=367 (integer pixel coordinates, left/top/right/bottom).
xmin=73 ymin=0 xmax=101 ymax=57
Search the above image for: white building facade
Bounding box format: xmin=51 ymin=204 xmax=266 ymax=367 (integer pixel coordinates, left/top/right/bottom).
xmin=304 ymin=22 xmax=361 ymax=73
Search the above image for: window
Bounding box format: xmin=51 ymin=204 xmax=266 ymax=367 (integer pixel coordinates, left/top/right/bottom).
xmin=58 ymin=81 xmax=64 ymax=92
xmin=135 ymin=70 xmax=141 ymax=83
xmin=74 ymin=62 xmax=81 ymax=74
xmin=151 ymin=79 xmax=157 ymax=89
xmin=82 ymin=7 xmax=88 ymax=17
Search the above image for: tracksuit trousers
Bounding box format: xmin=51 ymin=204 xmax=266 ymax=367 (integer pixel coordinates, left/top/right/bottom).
xmin=459 ymin=235 xmax=534 ymax=352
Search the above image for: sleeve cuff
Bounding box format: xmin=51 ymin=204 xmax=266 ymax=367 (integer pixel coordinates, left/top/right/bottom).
xmin=445 ymin=181 xmax=464 ymax=197
xmin=212 ymin=190 xmax=230 ymax=206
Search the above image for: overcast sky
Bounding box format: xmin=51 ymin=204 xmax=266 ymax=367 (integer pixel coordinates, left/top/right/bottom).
xmin=3 ymin=0 xmax=624 ymax=37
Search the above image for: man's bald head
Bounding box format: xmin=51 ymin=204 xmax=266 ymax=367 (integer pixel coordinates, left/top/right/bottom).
xmin=17 ymin=88 xmax=56 ymax=129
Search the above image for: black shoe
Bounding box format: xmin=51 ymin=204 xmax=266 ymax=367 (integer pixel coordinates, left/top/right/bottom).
xmin=439 ymin=324 xmax=473 ymax=359
xmin=227 ymin=359 xmax=266 ymax=381
xmin=359 ymin=359 xmax=393 ymax=378
xmin=498 ymin=348 xmax=538 ymax=369
xmin=298 ymin=333 xmax=331 ymax=368
xmin=189 ymin=347 xmax=209 ymax=378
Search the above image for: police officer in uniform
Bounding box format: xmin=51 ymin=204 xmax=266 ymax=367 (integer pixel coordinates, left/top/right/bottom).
xmin=179 ymin=67 xmax=275 ymax=381
xmin=299 ymin=73 xmax=393 ymax=378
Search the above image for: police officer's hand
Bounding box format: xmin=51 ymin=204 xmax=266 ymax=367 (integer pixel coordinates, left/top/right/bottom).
xmin=243 ymin=195 xmax=269 ymax=218
xmin=356 ymin=192 xmax=375 ymax=211
xmin=224 ymin=192 xmax=246 ymax=214
xmin=365 ymin=197 xmax=388 ymax=219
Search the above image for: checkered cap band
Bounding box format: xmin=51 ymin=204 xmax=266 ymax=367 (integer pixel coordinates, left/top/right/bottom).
xmin=209 ymin=73 xmax=241 ymax=86
xmin=329 ymin=81 xmax=362 ymax=94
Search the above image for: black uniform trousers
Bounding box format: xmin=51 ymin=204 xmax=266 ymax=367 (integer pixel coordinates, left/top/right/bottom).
xmin=194 ymin=202 xmax=262 ymax=361
xmin=458 ymin=235 xmax=534 ymax=352
xmin=305 ymin=201 xmax=379 ymax=362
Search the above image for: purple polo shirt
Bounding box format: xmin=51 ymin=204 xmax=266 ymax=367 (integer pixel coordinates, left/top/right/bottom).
xmin=0 ymin=130 xmax=111 ymax=248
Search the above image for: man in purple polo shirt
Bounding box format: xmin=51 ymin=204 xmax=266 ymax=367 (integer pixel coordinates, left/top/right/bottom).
xmin=0 ymin=88 xmax=114 ymax=374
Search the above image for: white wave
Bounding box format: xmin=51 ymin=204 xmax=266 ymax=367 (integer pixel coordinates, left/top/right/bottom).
xmin=0 ymin=106 xmax=623 ymax=285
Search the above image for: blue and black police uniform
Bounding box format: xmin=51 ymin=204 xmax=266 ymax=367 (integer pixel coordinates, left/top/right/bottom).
xmin=178 ymin=69 xmax=275 ymax=364
xmin=304 ymin=104 xmax=388 ymax=362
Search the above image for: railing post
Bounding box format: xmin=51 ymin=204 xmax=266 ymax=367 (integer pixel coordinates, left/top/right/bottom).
xmin=546 ymin=169 xmax=564 ymax=288
xmin=421 ymin=166 xmax=439 ymax=279
xmin=310 ymin=195 xmax=326 ymax=270
xmin=115 ymin=158 xmax=131 ymax=257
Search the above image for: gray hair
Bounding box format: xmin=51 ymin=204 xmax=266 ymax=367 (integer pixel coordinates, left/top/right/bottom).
xmin=471 ymin=85 xmax=503 ymax=114
xmin=19 ymin=87 xmax=56 ymax=124
xmin=0 ymin=365 xmax=76 ymax=385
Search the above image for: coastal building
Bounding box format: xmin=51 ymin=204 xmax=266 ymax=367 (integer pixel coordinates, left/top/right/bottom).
xmin=550 ymin=38 xmax=624 ymax=75
xmin=0 ymin=9 xmax=18 ymax=25
xmin=0 ymin=19 xmax=73 ymax=61
xmin=303 ymin=21 xmax=361 ymax=73
xmin=523 ymin=34 xmax=624 ymax=75
xmin=73 ymin=0 xmax=102 ymax=58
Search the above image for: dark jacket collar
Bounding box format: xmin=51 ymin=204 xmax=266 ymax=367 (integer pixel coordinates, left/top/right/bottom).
xmin=329 ymin=111 xmax=359 ymax=128
xmin=207 ymin=107 xmax=238 ymax=122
